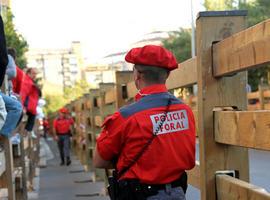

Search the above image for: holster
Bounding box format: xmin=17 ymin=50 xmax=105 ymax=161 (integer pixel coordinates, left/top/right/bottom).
xmin=107 ymin=171 xmax=188 ymax=200
xmin=107 ymin=170 xmax=119 ymax=200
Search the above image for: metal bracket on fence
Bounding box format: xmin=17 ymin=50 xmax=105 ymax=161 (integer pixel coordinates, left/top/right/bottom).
xmin=215 ymin=170 xmax=239 ymax=199
xmin=215 ymin=170 xmax=239 ymax=178
xmin=213 ymin=106 xmax=240 ymax=112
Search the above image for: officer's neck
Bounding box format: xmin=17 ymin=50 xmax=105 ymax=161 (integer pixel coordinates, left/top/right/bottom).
xmin=137 ymin=81 xmax=163 ymax=90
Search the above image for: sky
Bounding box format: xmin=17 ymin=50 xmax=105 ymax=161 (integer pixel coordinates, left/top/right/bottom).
xmin=12 ymin=0 xmax=205 ymax=63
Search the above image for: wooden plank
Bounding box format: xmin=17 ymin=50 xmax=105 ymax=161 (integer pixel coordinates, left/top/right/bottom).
xmin=97 ymin=97 xmax=102 ymax=108
xmin=247 ymin=104 xmax=260 ymax=111
xmin=19 ymin=134 xmax=28 ymax=200
xmin=94 ymin=116 xmax=102 ymax=127
xmin=213 ymin=19 xmax=270 ymax=77
xmin=196 ymin=11 xmax=249 ymax=200
xmin=3 ymin=138 xmax=15 ymax=200
xmin=214 ymin=110 xmax=270 ymax=151
xmin=105 ymin=89 xmax=116 ymax=104
xmin=247 ymin=91 xmax=259 ymax=99
xmin=263 ymin=90 xmax=270 ymax=98
xmin=127 ymin=81 xmax=136 ymax=99
xmin=0 ymin=151 xmax=5 ymax=176
xmin=115 ymin=71 xmax=133 ymax=108
xmin=167 ymin=57 xmax=197 ymax=89
xmin=86 ymin=99 xmax=92 ymax=109
xmin=216 ymin=175 xmax=270 ymax=200
xmin=187 ymin=162 xmax=200 ymax=189
xmin=258 ymin=85 xmax=265 ymax=109
xmin=264 ymin=103 xmax=270 ymax=110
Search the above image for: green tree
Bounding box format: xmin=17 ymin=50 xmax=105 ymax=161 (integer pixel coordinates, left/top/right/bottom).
xmin=204 ymin=0 xmax=270 ymax=91
xmin=239 ymin=0 xmax=270 ymax=27
xmin=3 ymin=9 xmax=28 ymax=68
xmin=204 ymin=0 xmax=238 ymax=10
xmin=238 ymin=0 xmax=270 ymax=90
xmin=44 ymin=94 xmax=68 ymax=115
xmin=64 ymin=80 xmax=90 ymax=102
xmin=162 ymin=28 xmax=192 ymax=63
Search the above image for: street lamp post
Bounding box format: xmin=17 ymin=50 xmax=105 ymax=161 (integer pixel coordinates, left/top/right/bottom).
xmin=190 ymin=0 xmax=198 ymax=96
xmin=190 ymin=0 xmax=195 ymax=58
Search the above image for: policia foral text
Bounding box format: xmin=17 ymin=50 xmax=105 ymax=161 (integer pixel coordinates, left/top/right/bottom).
xmin=94 ymin=45 xmax=196 ymax=200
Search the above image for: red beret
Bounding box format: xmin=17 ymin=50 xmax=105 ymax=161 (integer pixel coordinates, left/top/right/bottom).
xmin=59 ymin=107 xmax=69 ymax=114
xmin=125 ymin=45 xmax=178 ymax=71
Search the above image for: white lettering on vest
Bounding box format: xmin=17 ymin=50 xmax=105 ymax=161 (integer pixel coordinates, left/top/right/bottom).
xmin=150 ymin=110 xmax=189 ymax=135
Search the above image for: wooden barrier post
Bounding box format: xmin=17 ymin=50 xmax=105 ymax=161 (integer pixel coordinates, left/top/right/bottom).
xmin=196 ymin=11 xmax=249 ymax=200
xmin=115 ymin=71 xmax=133 ymax=108
xmin=3 ymin=138 xmax=16 ymax=200
xmin=18 ymin=135 xmax=28 ymax=200
xmin=83 ymin=93 xmax=92 ymax=171
xmin=258 ymin=84 xmax=268 ymax=110
xmin=88 ymin=89 xmax=101 ymax=181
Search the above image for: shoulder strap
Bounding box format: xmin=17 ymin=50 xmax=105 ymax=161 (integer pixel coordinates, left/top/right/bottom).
xmin=117 ymin=97 xmax=172 ymax=178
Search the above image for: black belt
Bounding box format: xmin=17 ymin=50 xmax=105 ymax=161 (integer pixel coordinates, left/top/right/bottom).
xmin=141 ymin=178 xmax=184 ymax=191
xmin=57 ymin=133 xmax=70 ymax=136
xmin=119 ymin=171 xmax=188 ymax=195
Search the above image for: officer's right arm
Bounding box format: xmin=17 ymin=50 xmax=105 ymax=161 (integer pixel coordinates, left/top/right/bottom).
xmin=93 ymin=146 xmax=113 ymax=168
xmin=93 ymin=112 xmax=125 ymax=169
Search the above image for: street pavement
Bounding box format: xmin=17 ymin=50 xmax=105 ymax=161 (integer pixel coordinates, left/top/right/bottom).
xmin=39 ymin=139 xmax=270 ymax=200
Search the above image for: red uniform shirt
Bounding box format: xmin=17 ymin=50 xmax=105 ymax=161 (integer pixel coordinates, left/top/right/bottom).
xmin=53 ymin=117 xmax=74 ymax=135
xmin=26 ymin=83 xmax=40 ymax=115
xmin=43 ymin=120 xmax=49 ymax=129
xmin=12 ymin=66 xmax=24 ymax=94
xmin=97 ymin=84 xmax=196 ymax=184
xmin=19 ymin=73 xmax=33 ymax=107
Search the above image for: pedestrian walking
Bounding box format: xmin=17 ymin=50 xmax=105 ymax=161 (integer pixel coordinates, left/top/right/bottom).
xmin=53 ymin=107 xmax=74 ymax=166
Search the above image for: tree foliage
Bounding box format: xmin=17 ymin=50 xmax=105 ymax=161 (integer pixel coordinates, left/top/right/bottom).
xmin=44 ymin=80 xmax=91 ymax=115
xmin=238 ymin=0 xmax=270 ymax=90
xmin=3 ymin=9 xmax=28 ymax=68
xmin=203 ymin=0 xmax=270 ymax=91
xmin=239 ymin=0 xmax=270 ymax=27
xmin=162 ymin=28 xmax=192 ymax=63
xmin=204 ymin=0 xmax=238 ymax=10
xmin=44 ymin=94 xmax=68 ymax=115
xmin=64 ymin=80 xmax=90 ymax=102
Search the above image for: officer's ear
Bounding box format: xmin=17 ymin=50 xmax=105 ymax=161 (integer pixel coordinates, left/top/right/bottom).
xmin=133 ymin=66 xmax=141 ymax=81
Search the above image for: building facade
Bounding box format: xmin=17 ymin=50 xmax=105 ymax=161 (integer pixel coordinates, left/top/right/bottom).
xmin=85 ymin=30 xmax=171 ymax=87
xmin=84 ymin=64 xmax=122 ymax=88
xmin=26 ymin=41 xmax=84 ymax=95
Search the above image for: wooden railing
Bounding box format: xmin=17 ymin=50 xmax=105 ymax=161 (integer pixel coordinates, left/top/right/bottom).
xmin=0 ymin=77 xmax=41 ymax=200
xmin=68 ymin=10 xmax=270 ymax=200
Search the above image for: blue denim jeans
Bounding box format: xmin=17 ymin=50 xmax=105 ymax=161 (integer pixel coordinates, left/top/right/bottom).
xmin=147 ymin=187 xmax=186 ymax=200
xmin=0 ymin=92 xmax=22 ymax=137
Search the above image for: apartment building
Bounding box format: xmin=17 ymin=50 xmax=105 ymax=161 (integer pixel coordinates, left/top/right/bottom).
xmin=26 ymin=41 xmax=84 ymax=95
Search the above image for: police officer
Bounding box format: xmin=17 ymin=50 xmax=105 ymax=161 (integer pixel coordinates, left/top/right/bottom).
xmin=94 ymin=45 xmax=195 ymax=200
xmin=53 ymin=108 xmax=74 ymax=166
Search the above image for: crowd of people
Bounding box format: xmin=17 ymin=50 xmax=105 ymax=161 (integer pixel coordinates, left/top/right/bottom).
xmin=0 ymin=14 xmax=44 ymax=145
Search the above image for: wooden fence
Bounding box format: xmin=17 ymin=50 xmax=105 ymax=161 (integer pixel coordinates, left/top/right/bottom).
xmin=0 ymin=79 xmax=41 ymax=200
xmin=68 ymin=10 xmax=270 ymax=200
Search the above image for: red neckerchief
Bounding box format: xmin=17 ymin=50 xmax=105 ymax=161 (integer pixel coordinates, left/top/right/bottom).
xmin=135 ymin=84 xmax=168 ymax=101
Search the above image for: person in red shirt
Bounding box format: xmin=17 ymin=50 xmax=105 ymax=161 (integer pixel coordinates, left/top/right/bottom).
xmin=53 ymin=108 xmax=74 ymax=166
xmin=94 ymin=45 xmax=195 ymax=200
xmin=23 ymin=68 xmax=42 ymax=133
